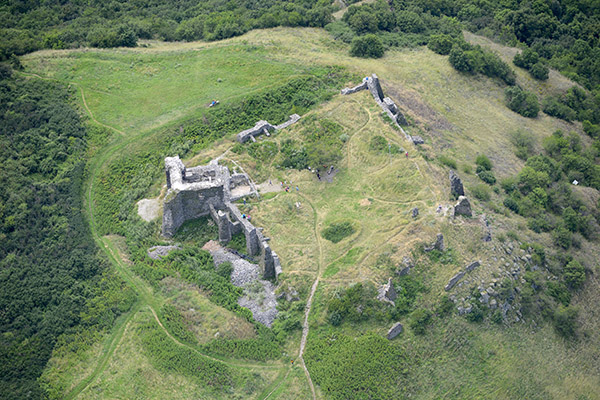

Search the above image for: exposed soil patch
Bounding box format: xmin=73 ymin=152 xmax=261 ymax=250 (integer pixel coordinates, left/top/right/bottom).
xmin=137 ymin=197 xmax=160 ymax=221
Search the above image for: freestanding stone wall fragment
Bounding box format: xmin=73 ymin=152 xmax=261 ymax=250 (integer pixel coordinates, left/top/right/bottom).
xmin=453 ymin=196 xmax=472 ymax=217
xmin=341 ymin=74 xmax=413 ymax=142
xmin=162 ymin=156 xmax=280 ymax=279
xmin=387 ymin=322 xmax=404 ymax=339
xmin=236 ymin=114 xmax=301 ymax=143
xmin=449 ymin=170 xmax=464 ymax=198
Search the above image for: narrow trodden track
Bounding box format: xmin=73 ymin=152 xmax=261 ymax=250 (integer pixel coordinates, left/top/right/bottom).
xmin=296 ymin=194 xmax=323 ymax=400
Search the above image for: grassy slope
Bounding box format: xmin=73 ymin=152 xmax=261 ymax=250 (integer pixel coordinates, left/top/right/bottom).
xmin=24 ymin=27 xmax=599 ymax=399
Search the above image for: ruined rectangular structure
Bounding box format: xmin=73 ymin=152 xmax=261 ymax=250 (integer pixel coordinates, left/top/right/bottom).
xmin=162 ymin=156 xmax=281 ymax=279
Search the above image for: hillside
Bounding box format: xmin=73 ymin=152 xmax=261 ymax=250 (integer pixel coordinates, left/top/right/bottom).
xmin=8 ymin=26 xmax=597 ymax=400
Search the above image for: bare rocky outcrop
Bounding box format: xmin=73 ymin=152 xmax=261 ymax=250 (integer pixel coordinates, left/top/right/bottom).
xmin=162 ymin=156 xmax=281 ymax=279
xmin=411 ymin=207 xmax=419 ymax=218
xmin=449 ymin=170 xmax=464 ymax=198
xmin=387 ymin=322 xmax=404 ymax=340
xmin=453 ymin=196 xmax=472 ymax=217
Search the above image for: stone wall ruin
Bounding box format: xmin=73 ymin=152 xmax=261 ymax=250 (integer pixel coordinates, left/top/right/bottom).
xmin=236 ymin=114 xmax=301 ymax=143
xmin=341 ymin=74 xmax=417 ymax=142
xmin=162 ymin=156 xmax=281 ymax=279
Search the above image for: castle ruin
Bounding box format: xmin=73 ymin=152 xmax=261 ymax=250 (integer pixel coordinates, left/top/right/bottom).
xmin=162 ymin=156 xmax=281 ymax=279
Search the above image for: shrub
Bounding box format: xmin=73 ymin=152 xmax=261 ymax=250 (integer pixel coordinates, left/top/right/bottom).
xmin=409 ymin=309 xmax=432 ymax=335
xmin=563 ymin=260 xmax=585 ymax=289
xmin=449 ymin=46 xmax=476 ymax=73
xmin=438 ymin=155 xmax=457 ymax=169
xmin=322 ymin=221 xmax=355 ymax=243
xmin=478 ymin=170 xmax=496 ymax=185
xmin=427 ymin=34 xmax=455 ymax=55
xmin=510 ymin=129 xmax=536 ymax=160
xmin=552 ymin=224 xmax=572 ymax=249
xmin=552 ymin=306 xmax=578 ymax=338
xmin=325 ymin=21 xmax=355 ymax=43
xmin=475 ymin=154 xmax=493 ymax=171
xmin=513 ymin=48 xmax=539 ymax=69
xmin=503 ymin=196 xmax=520 ymax=213
xmin=542 ymin=96 xmax=577 ymax=121
xmin=216 ymin=261 xmax=233 ymax=279
xmin=530 ymin=62 xmax=549 ymax=80
xmin=350 ymin=34 xmax=384 ymax=58
xmin=505 ymin=86 xmax=539 ymax=118
xmin=471 ymin=184 xmax=491 ymax=201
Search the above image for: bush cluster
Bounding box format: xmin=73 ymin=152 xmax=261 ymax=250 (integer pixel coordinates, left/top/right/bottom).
xmin=505 ymin=86 xmax=539 ymax=118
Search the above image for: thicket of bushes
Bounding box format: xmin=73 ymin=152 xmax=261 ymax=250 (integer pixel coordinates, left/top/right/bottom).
xmin=0 ymin=67 xmax=135 ymax=398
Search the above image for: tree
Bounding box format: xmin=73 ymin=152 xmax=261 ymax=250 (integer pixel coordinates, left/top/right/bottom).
xmin=427 ymin=34 xmax=455 ymax=55
xmin=530 ymin=62 xmax=549 ymax=80
xmin=505 ymin=86 xmax=539 ymax=118
xmin=350 ymin=34 xmax=384 ymax=58
xmin=348 ymin=11 xmax=378 ymax=34
xmin=564 ymin=260 xmax=585 ymax=289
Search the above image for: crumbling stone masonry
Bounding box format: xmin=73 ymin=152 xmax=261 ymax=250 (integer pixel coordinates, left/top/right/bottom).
xmin=341 ymin=74 xmax=417 ymax=143
xmin=162 ymin=156 xmax=281 ymax=279
xmin=236 ymin=114 xmax=301 ymax=143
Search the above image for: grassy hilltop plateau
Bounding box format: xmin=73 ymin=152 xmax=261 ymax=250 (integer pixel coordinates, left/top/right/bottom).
xmin=1 ymin=0 xmax=600 ymax=399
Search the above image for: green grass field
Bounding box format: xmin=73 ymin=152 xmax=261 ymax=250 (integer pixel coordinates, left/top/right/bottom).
xmin=25 ymin=27 xmax=599 ymax=399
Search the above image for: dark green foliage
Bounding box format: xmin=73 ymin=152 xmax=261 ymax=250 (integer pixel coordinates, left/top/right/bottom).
xmin=174 ymin=216 xmax=219 ymax=244
xmin=137 ymin=317 xmax=237 ymax=391
xmin=325 ymin=21 xmax=355 ymax=43
xmin=563 ymin=260 xmax=585 ymax=289
xmin=0 ymin=72 xmax=134 ymax=398
xmin=552 ymin=306 xmax=578 ymax=338
xmin=449 ymin=44 xmax=516 ymax=85
xmin=322 ymin=221 xmax=355 ymax=243
xmin=300 ymin=117 xmax=345 ymax=168
xmin=513 ymin=48 xmax=539 ymax=69
xmin=546 ymin=281 xmax=571 ymax=306
xmin=160 ymin=304 xmax=196 ymax=344
xmin=0 ymin=1 xmax=334 ymax=55
xmin=542 ymin=96 xmax=577 ymax=121
xmin=227 ymin=233 xmax=248 ymax=255
xmin=304 ymin=332 xmax=407 ymax=400
xmin=427 ymin=34 xmax=455 ymax=55
xmin=279 ymin=139 xmax=308 ymax=170
xmin=465 ymin=304 xmax=484 ymax=323
xmin=529 ymin=62 xmax=549 ymax=80
xmin=248 ymin=141 xmax=278 ymax=162
xmin=350 ymin=34 xmax=385 ymax=58
xmin=505 ymin=86 xmax=540 ymax=118
xmin=216 ymin=261 xmax=233 ymax=279
xmin=409 ymin=308 xmax=433 ymax=334
xmin=475 ymin=154 xmax=493 ymax=171
xmin=478 ymin=170 xmax=496 ymax=185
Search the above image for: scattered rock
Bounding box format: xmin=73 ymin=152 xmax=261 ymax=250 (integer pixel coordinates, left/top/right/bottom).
xmin=397 ymin=256 xmax=414 ymax=276
xmin=411 ymin=135 xmax=424 ymax=145
xmin=147 ymin=245 xmax=181 ymax=260
xmin=453 ymin=196 xmax=472 ymax=217
xmin=449 ymin=170 xmax=464 ymax=198
xmin=383 ymin=278 xmax=397 ymax=301
xmin=387 ymin=322 xmax=404 ymax=340
xmin=412 ymin=207 xmax=419 ymax=218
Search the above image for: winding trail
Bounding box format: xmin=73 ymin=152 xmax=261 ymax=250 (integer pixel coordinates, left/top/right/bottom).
xmin=295 ymin=193 xmax=322 ymax=400
xmin=17 ymin=71 xmax=287 ymax=400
